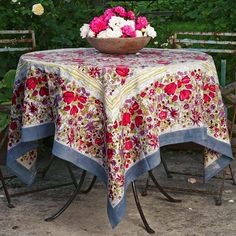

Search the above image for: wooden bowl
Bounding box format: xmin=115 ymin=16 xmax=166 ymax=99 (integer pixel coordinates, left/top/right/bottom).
xmin=86 ymin=37 xmax=151 ymax=54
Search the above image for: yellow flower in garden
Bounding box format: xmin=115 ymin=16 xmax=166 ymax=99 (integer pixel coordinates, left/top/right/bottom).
xmin=32 ymin=3 xmax=44 ymax=16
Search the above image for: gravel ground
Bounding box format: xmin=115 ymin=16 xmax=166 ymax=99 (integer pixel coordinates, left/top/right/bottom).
xmin=1 ymin=147 xmax=236 ymax=236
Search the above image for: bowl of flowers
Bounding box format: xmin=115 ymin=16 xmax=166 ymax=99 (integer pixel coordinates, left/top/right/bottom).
xmin=80 ymin=6 xmax=157 ymax=54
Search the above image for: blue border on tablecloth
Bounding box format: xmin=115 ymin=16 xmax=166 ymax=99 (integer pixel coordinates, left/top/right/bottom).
xmin=6 ymin=141 xmax=38 ymax=185
xmin=21 ymin=122 xmax=55 ymax=141
xmin=6 ymin=125 xmax=233 ymax=228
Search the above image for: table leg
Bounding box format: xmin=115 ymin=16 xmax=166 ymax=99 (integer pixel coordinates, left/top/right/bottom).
xmin=131 ymin=181 xmax=155 ymax=234
xmin=45 ymin=170 xmax=87 ymax=222
xmin=148 ymin=170 xmax=181 ymax=203
xmin=0 ymin=168 xmax=14 ymax=208
xmin=81 ymin=176 xmax=97 ymax=194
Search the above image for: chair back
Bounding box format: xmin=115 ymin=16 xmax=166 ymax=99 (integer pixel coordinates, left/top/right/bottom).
xmin=170 ymin=32 xmax=236 ymax=86
xmin=0 ymin=30 xmax=36 ymax=52
xmin=0 ymin=30 xmax=36 ymax=165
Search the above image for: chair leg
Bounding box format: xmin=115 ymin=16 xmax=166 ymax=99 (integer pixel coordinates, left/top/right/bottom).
xmin=228 ymin=164 xmax=236 ymax=185
xmin=160 ymin=155 xmax=173 ymax=178
xmin=215 ymin=169 xmax=225 ymax=206
xmin=81 ymin=176 xmax=97 ymax=194
xmin=0 ymin=168 xmax=14 ymax=208
xmin=131 ymin=181 xmax=155 ymax=234
xmin=45 ymin=170 xmax=87 ymax=222
xmin=148 ymin=170 xmax=181 ymax=203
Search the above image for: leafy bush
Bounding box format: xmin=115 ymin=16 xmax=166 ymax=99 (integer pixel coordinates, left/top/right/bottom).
xmin=0 ymin=69 xmax=16 ymax=132
xmin=0 ymin=0 xmax=104 ymax=76
xmin=0 ymin=0 xmax=235 ymax=81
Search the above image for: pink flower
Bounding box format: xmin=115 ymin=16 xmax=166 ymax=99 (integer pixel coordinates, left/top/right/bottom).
xmin=90 ymin=16 xmax=107 ymax=34
xmin=116 ymin=67 xmax=129 ymax=76
xmin=135 ymin=115 xmax=143 ymax=127
xmin=26 ymin=77 xmax=37 ymax=90
xmin=179 ymin=90 xmax=191 ymax=101
xmin=121 ymin=25 xmax=136 ymax=38
xmin=127 ymin=10 xmax=135 ymax=20
xmin=182 ymin=76 xmax=190 ymax=84
xmin=10 ymin=121 xmax=17 ymax=130
xmin=113 ymin=6 xmax=126 ymax=17
xmin=95 ymin=138 xmax=103 ymax=146
xmin=159 ymin=110 xmax=168 ymax=119
xmin=203 ymin=94 xmax=211 ymax=103
xmin=164 ymin=82 xmax=177 ymax=95
xmin=124 ymin=140 xmax=133 ymax=150
xmin=103 ymin=9 xmax=115 ymax=23
xmin=122 ymin=113 xmax=131 ymax=126
xmin=70 ymin=105 xmax=78 ymax=115
xmin=136 ymin=16 xmax=148 ymax=30
xmin=63 ymin=91 xmax=75 ymax=104
xmin=106 ymin=132 xmax=113 ymax=143
xmin=107 ymin=149 xmax=114 ymax=159
xmin=39 ymin=87 xmax=49 ymax=96
xmin=209 ymin=85 xmax=216 ymax=92
xmin=77 ymin=95 xmax=87 ymax=104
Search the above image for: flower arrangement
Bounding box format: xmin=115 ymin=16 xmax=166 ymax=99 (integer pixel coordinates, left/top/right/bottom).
xmin=80 ymin=6 xmax=157 ymax=39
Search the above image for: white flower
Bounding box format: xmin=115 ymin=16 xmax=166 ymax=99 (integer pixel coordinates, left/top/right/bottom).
xmin=11 ymin=0 xmax=17 ymax=3
xmin=87 ymin=29 xmax=95 ymax=38
xmin=125 ymin=20 xmax=135 ymax=30
xmin=97 ymin=28 xmax=122 ymax=38
xmin=108 ymin=16 xmax=127 ymax=29
xmin=144 ymin=25 xmax=157 ymax=38
xmin=32 ymin=3 xmax=44 ymax=16
xmin=135 ymin=30 xmax=143 ymax=37
xmin=96 ymin=31 xmax=107 ymax=38
xmin=80 ymin=24 xmax=90 ymax=38
xmin=107 ymin=28 xmax=122 ymax=38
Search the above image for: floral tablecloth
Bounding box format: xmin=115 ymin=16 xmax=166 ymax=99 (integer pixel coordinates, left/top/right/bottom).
xmin=7 ymin=48 xmax=233 ymax=227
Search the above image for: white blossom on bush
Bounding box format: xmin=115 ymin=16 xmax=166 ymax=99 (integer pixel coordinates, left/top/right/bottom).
xmin=32 ymin=3 xmax=44 ymax=16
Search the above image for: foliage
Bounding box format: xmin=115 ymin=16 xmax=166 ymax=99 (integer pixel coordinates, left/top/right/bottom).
xmin=0 ymin=69 xmax=16 ymax=132
xmin=0 ymin=0 xmax=104 ymax=76
xmin=0 ymin=0 xmax=235 ymax=81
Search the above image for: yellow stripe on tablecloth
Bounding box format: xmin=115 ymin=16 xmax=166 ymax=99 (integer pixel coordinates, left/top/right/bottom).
xmin=20 ymin=59 xmax=167 ymax=113
xmin=23 ymin=59 xmax=105 ymax=96
xmin=110 ymin=67 xmax=167 ymax=109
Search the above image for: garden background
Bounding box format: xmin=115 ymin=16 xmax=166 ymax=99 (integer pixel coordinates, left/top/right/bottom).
xmin=0 ymin=0 xmax=235 ymax=77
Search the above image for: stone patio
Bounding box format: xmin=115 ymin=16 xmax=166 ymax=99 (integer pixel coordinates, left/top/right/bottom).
xmin=0 ymin=146 xmax=236 ymax=236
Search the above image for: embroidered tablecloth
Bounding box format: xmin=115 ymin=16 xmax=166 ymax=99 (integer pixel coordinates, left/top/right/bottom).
xmin=7 ymin=48 xmax=233 ymax=227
